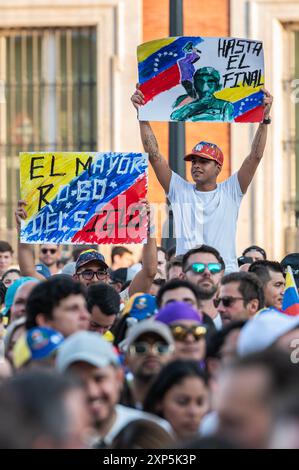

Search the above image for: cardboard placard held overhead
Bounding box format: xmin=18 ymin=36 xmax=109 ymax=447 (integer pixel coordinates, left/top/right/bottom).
xmin=138 ymin=36 xmax=265 ymax=123
xmin=20 ymin=152 xmax=148 ymax=244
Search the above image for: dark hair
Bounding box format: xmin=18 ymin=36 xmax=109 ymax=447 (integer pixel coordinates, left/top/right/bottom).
xmin=167 ymin=245 xmax=176 ymax=261
xmin=110 ymin=315 xmax=128 ymax=346
xmin=221 ymin=272 xmax=265 ymax=309
xmin=157 ymin=246 xmax=167 ymax=256
xmin=0 ymin=370 xmax=83 ymax=448
xmin=111 ymin=246 xmax=133 ymax=264
xmin=87 ymin=283 xmax=120 ymax=316
xmin=249 ymin=260 xmax=284 ymax=286
xmin=111 ymin=419 xmax=175 ymax=449
xmin=26 ymin=275 xmax=87 ymax=329
xmin=243 ymin=245 xmax=267 ymax=260
xmin=152 ymin=278 xmax=166 ymax=288
xmin=156 ymin=278 xmax=201 ymax=308
xmin=0 ymin=241 xmax=13 ymax=254
xmin=0 ymin=281 xmax=7 ymax=305
xmin=206 ymin=320 xmax=247 ymax=360
xmin=166 ymin=258 xmax=183 ymax=278
xmin=2 ymin=269 xmax=21 ymax=281
xmin=182 ymin=245 xmax=225 ymax=272
xmin=143 ymin=360 xmax=208 ymax=417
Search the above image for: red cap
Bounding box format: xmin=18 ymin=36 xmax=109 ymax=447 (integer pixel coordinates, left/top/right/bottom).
xmin=184 ymin=141 xmax=224 ymax=166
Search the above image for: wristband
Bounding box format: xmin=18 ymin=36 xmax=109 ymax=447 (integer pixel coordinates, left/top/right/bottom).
xmin=262 ymin=116 xmax=271 ymax=125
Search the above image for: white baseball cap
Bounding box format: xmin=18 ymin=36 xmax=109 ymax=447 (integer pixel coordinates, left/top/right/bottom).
xmin=55 ymin=331 xmax=119 ymax=372
xmin=237 ymin=308 xmax=299 ymax=357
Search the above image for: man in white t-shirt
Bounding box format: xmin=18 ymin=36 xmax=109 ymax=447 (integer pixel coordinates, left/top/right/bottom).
xmin=131 ymin=88 xmax=273 ymax=273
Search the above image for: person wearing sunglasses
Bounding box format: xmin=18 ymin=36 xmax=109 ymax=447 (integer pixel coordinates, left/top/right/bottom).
xmin=182 ymin=245 xmax=225 ymax=329
xmin=38 ymin=244 xmax=61 ymax=276
xmin=216 ymin=272 xmax=264 ymax=325
xmin=15 ymin=199 xmax=158 ymax=304
xmin=120 ymin=319 xmax=175 ymax=409
xmin=156 ymin=301 xmax=207 ymax=362
xmin=131 ymin=86 xmax=273 ymax=274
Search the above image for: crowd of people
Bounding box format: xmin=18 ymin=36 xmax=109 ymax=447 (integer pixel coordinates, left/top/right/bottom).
xmin=1 ymin=85 xmax=299 ymax=450
xmin=0 ymin=227 xmax=299 ymax=449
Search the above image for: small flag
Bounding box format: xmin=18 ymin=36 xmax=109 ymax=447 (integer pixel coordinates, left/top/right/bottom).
xmin=282 ymin=266 xmax=299 ymax=316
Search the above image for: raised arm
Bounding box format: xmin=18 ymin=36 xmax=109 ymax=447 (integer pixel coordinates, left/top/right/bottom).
xmin=128 ymin=201 xmax=157 ymax=296
xmin=15 ymin=200 xmax=46 ymax=281
xmin=237 ymin=89 xmax=273 ymax=194
xmin=131 ymin=87 xmax=172 ymax=193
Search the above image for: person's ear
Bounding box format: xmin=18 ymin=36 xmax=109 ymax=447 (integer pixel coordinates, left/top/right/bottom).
xmin=179 ymin=271 xmax=186 ymax=280
xmin=247 ymin=298 xmax=259 ymax=317
xmin=216 ymin=164 xmax=222 ymax=176
xmin=114 ymin=254 xmax=120 ymax=264
xmin=35 ymin=313 xmax=50 ymax=327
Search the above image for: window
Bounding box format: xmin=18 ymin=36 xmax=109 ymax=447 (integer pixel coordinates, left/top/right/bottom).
xmin=0 ymin=27 xmax=97 ymax=229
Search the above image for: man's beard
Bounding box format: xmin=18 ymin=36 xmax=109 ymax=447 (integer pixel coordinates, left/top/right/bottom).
xmin=197 ymin=283 xmax=218 ymax=300
xmin=135 ymin=367 xmax=158 ymax=383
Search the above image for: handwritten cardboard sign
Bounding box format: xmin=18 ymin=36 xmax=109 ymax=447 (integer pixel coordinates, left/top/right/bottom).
xmin=20 ymin=152 xmax=148 ymax=244
xmin=138 ymin=36 xmax=265 ymax=122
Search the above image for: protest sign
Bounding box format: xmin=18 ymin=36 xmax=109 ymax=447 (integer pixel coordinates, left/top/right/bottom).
xmin=20 ymin=152 xmax=148 ymax=244
xmin=138 ymin=36 xmax=264 ymax=122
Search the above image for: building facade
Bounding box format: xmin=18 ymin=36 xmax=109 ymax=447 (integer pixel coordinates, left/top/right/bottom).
xmin=0 ymin=0 xmax=295 ymax=263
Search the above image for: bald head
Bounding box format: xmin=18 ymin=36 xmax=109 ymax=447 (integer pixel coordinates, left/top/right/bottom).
xmin=10 ymin=281 xmax=39 ymax=322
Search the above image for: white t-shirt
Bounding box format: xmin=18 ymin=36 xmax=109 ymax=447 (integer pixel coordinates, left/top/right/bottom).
xmin=120 ymin=287 xmax=130 ymax=303
xmin=167 ymin=171 xmax=244 ymax=273
xmin=213 ymin=312 xmax=222 ymax=330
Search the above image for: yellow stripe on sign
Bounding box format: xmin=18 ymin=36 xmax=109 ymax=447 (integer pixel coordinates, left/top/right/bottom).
xmin=137 ymin=38 xmax=177 ymax=62
xmin=20 ymin=152 xmax=92 ymax=220
xmin=214 ymin=78 xmax=264 ymax=102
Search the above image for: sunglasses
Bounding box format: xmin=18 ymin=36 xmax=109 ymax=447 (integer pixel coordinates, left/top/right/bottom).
xmin=213 ymin=296 xmax=244 ymax=308
xmin=185 ymin=262 xmax=222 ymax=274
xmin=41 ymin=248 xmax=57 ymax=255
xmin=77 ymin=269 xmax=108 ymax=281
xmin=129 ymin=342 xmax=173 ymax=356
xmin=170 ymin=324 xmax=207 ymax=341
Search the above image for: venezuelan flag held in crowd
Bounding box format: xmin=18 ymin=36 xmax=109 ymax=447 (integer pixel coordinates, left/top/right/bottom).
xmin=282 ymin=266 xmax=299 ymax=316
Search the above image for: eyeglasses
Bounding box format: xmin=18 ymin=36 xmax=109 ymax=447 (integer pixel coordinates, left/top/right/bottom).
xmin=213 ymin=296 xmax=244 ymax=308
xmin=185 ymin=262 xmax=222 ymax=274
xmin=41 ymin=248 xmax=57 ymax=255
xmin=129 ymin=342 xmax=173 ymax=356
xmin=170 ymin=324 xmax=207 ymax=341
xmin=77 ymin=269 xmax=108 ymax=281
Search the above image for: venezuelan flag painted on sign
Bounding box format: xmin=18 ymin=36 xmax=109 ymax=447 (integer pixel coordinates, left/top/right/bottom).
xmin=137 ymin=36 xmax=265 ymax=123
xmin=20 ymin=152 xmax=148 ymax=245
xmin=282 ymin=266 xmax=299 ymax=316
xmin=138 ymin=37 xmax=204 ymax=104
